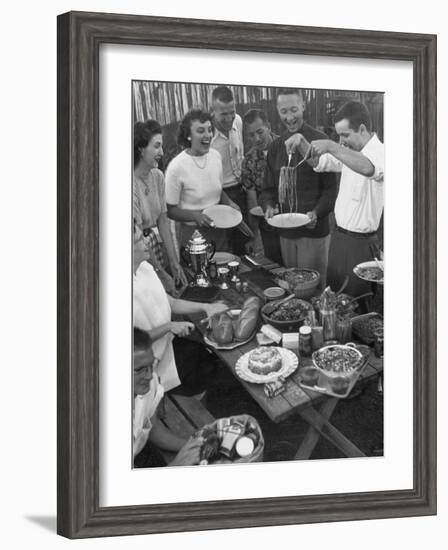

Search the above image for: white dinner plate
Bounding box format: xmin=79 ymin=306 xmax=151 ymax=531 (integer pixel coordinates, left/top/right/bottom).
xmin=267 ymin=213 xmax=310 ymax=229
xmin=249 ymin=205 xmax=264 ymax=217
xmin=203 ymin=204 xmax=243 ymax=229
xmin=235 ymin=347 xmax=299 ymax=384
xmin=353 ymin=260 xmax=384 ymax=284
xmin=213 ymin=251 xmax=239 ymax=265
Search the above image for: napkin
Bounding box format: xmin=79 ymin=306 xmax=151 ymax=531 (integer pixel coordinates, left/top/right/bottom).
xmin=264 ymin=376 xmax=286 ymax=398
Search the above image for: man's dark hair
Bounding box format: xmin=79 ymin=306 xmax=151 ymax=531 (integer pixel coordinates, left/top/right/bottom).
xmin=243 ymin=108 xmax=269 ymax=127
xmin=334 ymin=101 xmax=372 ymax=132
xmin=134 ymin=119 xmax=163 ymax=165
xmin=276 ymin=88 xmax=304 ymax=101
xmin=211 ymin=86 xmax=234 ymax=103
xmin=177 ymin=108 xmax=213 ymax=148
xmin=134 ymin=327 xmax=152 ymax=352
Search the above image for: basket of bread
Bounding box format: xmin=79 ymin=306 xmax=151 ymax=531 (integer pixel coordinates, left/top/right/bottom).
xmin=196 ymin=414 xmax=264 ymax=465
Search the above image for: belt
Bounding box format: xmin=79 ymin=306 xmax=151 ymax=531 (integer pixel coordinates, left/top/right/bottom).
xmin=335 ymin=225 xmax=377 ymax=239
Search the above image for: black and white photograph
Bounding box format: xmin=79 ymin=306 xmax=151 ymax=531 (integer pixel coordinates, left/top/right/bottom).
xmin=132 ymin=81 xmax=385 ymax=469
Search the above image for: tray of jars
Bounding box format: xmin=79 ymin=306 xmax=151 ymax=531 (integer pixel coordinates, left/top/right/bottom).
xmin=297 ymin=343 xmax=371 ymax=398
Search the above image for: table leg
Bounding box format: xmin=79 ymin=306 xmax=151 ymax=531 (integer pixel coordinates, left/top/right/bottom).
xmin=296 ymin=400 xmax=366 ymax=458
xmin=295 ymin=398 xmax=339 ymax=460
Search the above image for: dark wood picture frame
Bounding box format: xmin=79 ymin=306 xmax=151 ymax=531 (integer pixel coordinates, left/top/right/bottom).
xmin=57 ymin=10 xmax=437 ymax=538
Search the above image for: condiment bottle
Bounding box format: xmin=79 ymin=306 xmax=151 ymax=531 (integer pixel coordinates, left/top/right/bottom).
xmin=320 ymin=287 xmax=337 ymax=341
xmin=298 ymin=326 xmax=312 ymax=357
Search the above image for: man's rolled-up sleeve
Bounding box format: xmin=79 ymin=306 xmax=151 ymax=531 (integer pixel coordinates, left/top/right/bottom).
xmin=314 ymin=152 xmax=342 ymax=173
xmin=363 ymin=144 xmax=385 ymax=183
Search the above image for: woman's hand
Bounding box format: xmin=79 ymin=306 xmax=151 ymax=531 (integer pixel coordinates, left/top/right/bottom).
xmin=170 ymin=436 xmax=204 ymax=467
xmin=203 ymin=302 xmax=228 ymax=318
xmin=193 ymin=212 xmax=215 ymax=228
xmin=169 ymin=321 xmax=195 ymax=337
xmin=171 ymin=262 xmax=188 ymax=288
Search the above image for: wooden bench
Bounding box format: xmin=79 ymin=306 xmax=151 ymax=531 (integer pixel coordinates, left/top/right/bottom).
xmin=158 ymin=393 xmax=215 ymax=464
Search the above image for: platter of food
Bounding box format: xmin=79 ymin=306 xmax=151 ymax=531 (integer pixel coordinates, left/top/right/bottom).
xmin=267 ymin=213 xmax=310 ymax=229
xmin=312 ymin=343 xmax=363 ymax=378
xmin=282 ymin=268 xmax=320 ymax=299
xmin=298 ymin=343 xmax=370 ymax=398
xmin=235 ymin=346 xmax=299 ymax=384
xmin=353 ymin=260 xmax=384 ymax=284
xmin=203 ymin=204 xmax=243 ymax=229
xmin=261 ymin=297 xmax=313 ymax=330
xmin=351 ymin=312 xmax=384 ymax=344
xmin=204 ymin=297 xmax=260 ymax=350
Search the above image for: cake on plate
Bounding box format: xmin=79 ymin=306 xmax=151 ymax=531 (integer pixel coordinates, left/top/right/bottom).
xmin=248 ymin=346 xmax=282 ymax=375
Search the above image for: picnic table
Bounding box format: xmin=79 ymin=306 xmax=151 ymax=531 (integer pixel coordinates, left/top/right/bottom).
xmin=186 ymin=256 xmax=383 ymax=459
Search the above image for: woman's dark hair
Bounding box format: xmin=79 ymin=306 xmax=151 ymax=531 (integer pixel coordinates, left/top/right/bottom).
xmin=334 ymin=101 xmax=372 ymax=132
xmin=177 ymin=108 xmax=213 ymax=148
xmin=134 ymin=327 xmax=152 ymax=352
xmin=134 ymin=119 xmax=162 ymax=165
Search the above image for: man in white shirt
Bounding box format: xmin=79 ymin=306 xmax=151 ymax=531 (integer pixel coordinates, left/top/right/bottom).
xmin=286 ymin=101 xmax=384 ymax=296
xmin=210 ymin=86 xmax=247 ymax=253
xmin=133 ymin=328 xmax=204 ymax=467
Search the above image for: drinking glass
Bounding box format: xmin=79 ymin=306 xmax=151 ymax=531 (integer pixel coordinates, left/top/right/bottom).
xmin=228 ymin=261 xmax=240 ymax=283
xmin=217 ymin=267 xmax=230 ymax=289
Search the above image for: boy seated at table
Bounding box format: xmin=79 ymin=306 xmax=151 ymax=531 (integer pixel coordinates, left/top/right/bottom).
xmin=133 ymin=327 xmax=204 ymax=467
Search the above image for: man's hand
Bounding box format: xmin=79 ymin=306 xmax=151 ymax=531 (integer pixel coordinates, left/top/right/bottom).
xmin=264 ymin=205 xmax=278 ymax=221
xmin=170 ymin=436 xmax=204 ymax=467
xmin=310 ymin=139 xmax=334 ymax=157
xmin=284 ymin=133 xmax=304 ymax=155
xmin=193 ymin=212 xmax=216 ymax=228
xmin=203 ymin=302 xmax=228 ymax=318
xmin=305 ymin=210 xmax=318 ymax=229
xmin=169 ymin=321 xmax=195 ymax=337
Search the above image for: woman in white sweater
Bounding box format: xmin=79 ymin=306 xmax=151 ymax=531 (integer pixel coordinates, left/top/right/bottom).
xmin=165 ymin=109 xmax=239 ymax=250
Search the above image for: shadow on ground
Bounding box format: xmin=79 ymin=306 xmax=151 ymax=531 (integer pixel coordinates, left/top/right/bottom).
xmin=25 ymin=516 xmax=56 ymax=533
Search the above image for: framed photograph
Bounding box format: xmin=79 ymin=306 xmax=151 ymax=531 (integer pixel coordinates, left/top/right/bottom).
xmin=57 ymin=11 xmax=436 ymax=538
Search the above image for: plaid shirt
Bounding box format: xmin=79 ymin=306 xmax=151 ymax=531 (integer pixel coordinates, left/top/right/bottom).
xmin=241 ymin=133 xmax=278 ymax=194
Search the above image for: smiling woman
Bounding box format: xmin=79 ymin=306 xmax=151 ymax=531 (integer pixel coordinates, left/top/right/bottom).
xmin=133 ymin=119 xmax=187 ymax=292
xmin=165 ymin=108 xmax=230 ymax=249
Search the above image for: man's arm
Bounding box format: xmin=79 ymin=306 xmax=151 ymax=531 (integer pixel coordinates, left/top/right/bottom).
xmin=311 ymin=140 xmax=375 ymax=177
xmin=313 ymin=170 xmax=339 ymax=219
xmin=148 ymin=414 xmax=187 ymax=452
xmin=259 ymin=146 xmax=278 ymax=208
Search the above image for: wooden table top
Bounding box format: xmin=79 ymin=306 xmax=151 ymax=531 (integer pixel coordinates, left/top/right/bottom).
xmin=188 ymin=258 xmax=383 ymax=424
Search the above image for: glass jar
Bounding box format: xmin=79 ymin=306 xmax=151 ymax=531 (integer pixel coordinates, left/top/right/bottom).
xmin=298 ymin=326 xmax=312 ymax=357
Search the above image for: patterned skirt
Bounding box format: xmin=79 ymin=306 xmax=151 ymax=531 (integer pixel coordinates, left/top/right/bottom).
xmin=143 ymin=227 xmax=165 ymax=267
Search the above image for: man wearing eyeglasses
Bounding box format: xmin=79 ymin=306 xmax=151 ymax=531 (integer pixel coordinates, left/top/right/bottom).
xmin=133 ymin=328 xmax=204 ymax=467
